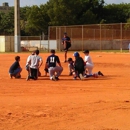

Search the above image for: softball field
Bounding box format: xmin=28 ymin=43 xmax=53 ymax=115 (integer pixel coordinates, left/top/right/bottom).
xmin=0 ymin=51 xmax=130 ymax=130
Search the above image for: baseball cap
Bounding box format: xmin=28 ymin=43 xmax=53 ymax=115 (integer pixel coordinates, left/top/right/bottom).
xmin=35 ymin=50 xmax=39 ymax=55
xmin=73 ymin=52 xmax=79 ymax=57
xmin=83 ymin=50 xmax=89 ymax=53
xmin=51 ymin=49 xmax=55 ymax=53
xmin=64 ymin=32 xmax=67 ymax=35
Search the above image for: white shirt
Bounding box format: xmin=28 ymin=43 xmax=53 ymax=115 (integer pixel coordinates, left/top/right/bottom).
xmin=84 ymin=55 xmax=93 ymax=66
xmin=27 ymin=55 xmax=42 ymax=69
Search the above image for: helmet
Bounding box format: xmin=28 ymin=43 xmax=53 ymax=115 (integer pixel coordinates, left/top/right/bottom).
xmin=73 ymin=52 xmax=79 ymax=57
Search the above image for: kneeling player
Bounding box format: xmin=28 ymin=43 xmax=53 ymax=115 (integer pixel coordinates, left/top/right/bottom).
xmin=73 ymin=52 xmax=85 ymax=80
xmin=68 ymin=57 xmax=75 ymax=76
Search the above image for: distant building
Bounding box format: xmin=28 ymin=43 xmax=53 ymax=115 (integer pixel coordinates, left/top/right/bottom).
xmin=0 ymin=2 xmax=12 ymax=13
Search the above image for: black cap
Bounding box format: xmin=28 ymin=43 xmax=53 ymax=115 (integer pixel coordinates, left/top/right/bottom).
xmin=35 ymin=50 xmax=39 ymax=55
xmin=51 ymin=49 xmax=55 ymax=53
xmin=68 ymin=58 xmax=73 ymax=61
xmin=64 ymin=32 xmax=67 ymax=35
xmin=83 ymin=50 xmax=89 ymax=53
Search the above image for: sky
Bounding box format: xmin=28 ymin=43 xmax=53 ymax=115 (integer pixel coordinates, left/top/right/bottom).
xmin=0 ymin=0 xmax=130 ymax=7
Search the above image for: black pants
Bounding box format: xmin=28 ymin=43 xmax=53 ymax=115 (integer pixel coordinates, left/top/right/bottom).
xmin=75 ymin=69 xmax=84 ymax=76
xmin=30 ymin=68 xmax=38 ymax=79
xmin=64 ymin=42 xmax=71 ymax=51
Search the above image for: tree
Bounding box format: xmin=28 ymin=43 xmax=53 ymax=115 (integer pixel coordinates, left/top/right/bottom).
xmin=103 ymin=3 xmax=130 ymax=23
xmin=1 ymin=0 xmax=130 ymax=36
xmin=24 ymin=5 xmax=41 ymax=35
xmin=46 ymin=0 xmax=105 ymax=26
xmin=0 ymin=7 xmax=14 ymax=35
xmin=20 ymin=6 xmax=31 ymax=35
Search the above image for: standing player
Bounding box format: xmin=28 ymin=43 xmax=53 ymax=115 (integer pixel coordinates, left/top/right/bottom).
xmin=62 ymin=32 xmax=71 ymax=62
xmin=26 ymin=50 xmax=43 ymax=80
xmin=45 ymin=49 xmax=63 ymax=81
xmin=9 ymin=56 xmax=22 ymax=79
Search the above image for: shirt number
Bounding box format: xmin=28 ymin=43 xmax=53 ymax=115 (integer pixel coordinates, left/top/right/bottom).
xmin=50 ymin=57 xmax=55 ymax=63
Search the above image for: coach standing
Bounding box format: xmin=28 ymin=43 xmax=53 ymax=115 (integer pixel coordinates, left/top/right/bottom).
xmin=62 ymin=32 xmax=71 ymax=63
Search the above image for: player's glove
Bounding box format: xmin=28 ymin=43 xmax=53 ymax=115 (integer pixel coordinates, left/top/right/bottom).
xmin=44 ymin=68 xmax=48 ymax=73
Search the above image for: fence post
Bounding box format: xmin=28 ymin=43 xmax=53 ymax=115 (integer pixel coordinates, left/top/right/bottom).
xmin=100 ymin=24 xmax=102 ymax=51
xmin=59 ymin=27 xmax=61 ymax=51
xmin=120 ymin=23 xmax=122 ymax=52
xmin=70 ymin=28 xmax=72 ymax=51
xmin=82 ymin=25 xmax=83 ymax=51
xmin=48 ymin=26 xmax=50 ymax=52
xmin=56 ymin=27 xmax=58 ymax=51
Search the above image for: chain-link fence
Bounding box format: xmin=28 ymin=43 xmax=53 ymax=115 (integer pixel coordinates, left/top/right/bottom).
xmin=21 ymin=36 xmax=42 ymax=51
xmin=1 ymin=23 xmax=130 ymax=52
xmin=0 ymin=36 xmax=50 ymax=52
xmin=48 ymin=23 xmax=130 ymax=51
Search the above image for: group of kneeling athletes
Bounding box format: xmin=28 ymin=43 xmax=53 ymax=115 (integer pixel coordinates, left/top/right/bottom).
xmin=8 ymin=49 xmax=104 ymax=81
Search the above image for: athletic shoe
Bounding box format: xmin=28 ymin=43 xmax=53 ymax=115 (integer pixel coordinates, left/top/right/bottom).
xmin=26 ymin=76 xmax=30 ymax=81
xmin=15 ymin=75 xmax=21 ymax=79
xmin=50 ymin=75 xmax=56 ymax=81
xmin=79 ymin=74 xmax=84 ymax=80
xmin=55 ymin=76 xmax=59 ymax=80
xmin=33 ymin=76 xmax=37 ymax=80
xmin=9 ymin=74 xmax=13 ymax=79
xmin=98 ymin=71 xmax=104 ymax=76
xmin=73 ymin=77 xmax=77 ymax=80
xmin=93 ymin=73 xmax=98 ymax=78
xmin=84 ymin=74 xmax=88 ymax=78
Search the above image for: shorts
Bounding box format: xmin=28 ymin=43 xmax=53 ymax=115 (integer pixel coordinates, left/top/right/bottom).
xmin=64 ymin=43 xmax=71 ymax=51
xmin=9 ymin=68 xmax=21 ymax=75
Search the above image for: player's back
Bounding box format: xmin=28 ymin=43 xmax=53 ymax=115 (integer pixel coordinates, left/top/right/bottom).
xmin=29 ymin=55 xmax=41 ymax=69
xmin=84 ymin=55 xmax=93 ymax=65
xmin=75 ymin=57 xmax=84 ymax=71
xmin=47 ymin=54 xmax=60 ymax=67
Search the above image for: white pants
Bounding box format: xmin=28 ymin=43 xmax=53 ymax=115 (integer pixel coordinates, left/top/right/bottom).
xmin=84 ymin=63 xmax=94 ymax=75
xmin=48 ymin=66 xmax=63 ymax=79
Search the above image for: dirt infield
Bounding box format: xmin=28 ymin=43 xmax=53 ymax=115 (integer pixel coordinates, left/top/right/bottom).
xmin=0 ymin=52 xmax=130 ymax=130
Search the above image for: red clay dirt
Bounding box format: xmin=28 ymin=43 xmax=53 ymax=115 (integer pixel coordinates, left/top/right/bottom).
xmin=0 ymin=52 xmax=130 ymax=130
